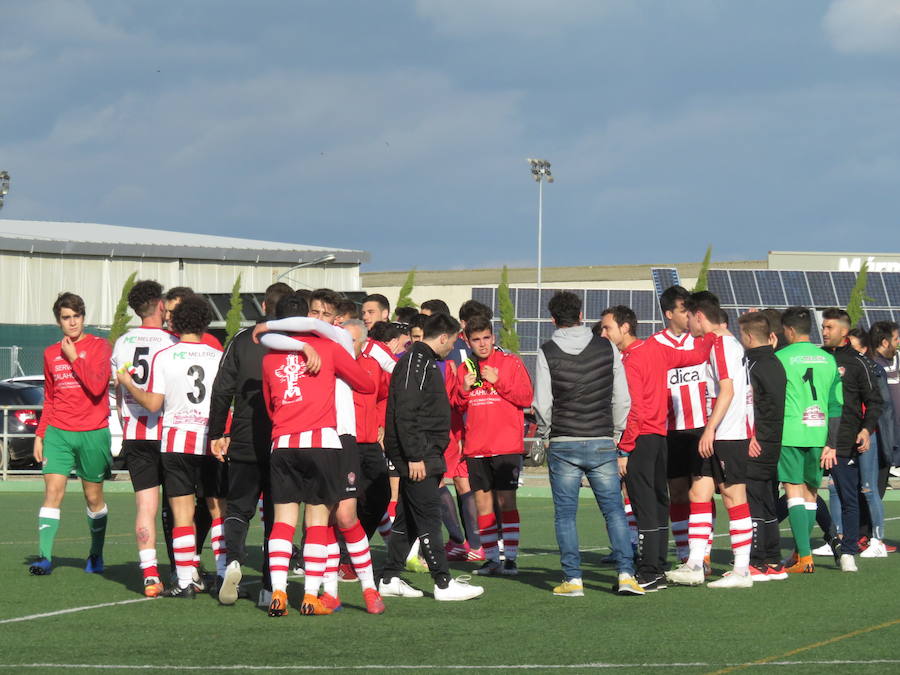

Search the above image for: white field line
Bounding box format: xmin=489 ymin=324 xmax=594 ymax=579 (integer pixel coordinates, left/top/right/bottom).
xmin=0 ymin=598 xmax=151 ymax=625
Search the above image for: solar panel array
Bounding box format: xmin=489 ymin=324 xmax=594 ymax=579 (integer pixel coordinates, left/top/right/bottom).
xmin=651 ymin=268 xmax=681 ymax=297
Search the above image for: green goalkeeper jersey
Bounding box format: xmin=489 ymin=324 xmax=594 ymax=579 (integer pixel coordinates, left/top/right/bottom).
xmin=776 ymin=341 xmax=843 ymax=447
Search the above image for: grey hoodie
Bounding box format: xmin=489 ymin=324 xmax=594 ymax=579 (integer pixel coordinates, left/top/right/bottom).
xmin=532 ymin=324 xmax=631 ymax=443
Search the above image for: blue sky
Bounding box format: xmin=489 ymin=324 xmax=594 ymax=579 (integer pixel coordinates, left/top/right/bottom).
xmin=2 ymin=1 xmax=899 ymax=270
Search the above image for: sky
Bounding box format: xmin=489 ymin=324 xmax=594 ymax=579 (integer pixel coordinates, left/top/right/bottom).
xmin=2 ymin=0 xmax=900 ymax=271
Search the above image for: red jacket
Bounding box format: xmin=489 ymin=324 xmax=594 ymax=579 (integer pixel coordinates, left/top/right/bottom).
xmin=38 ymin=334 xmax=111 ymax=436
xmin=455 ymin=349 xmax=534 ymax=457
xmin=618 ymin=334 xmax=714 ymax=453
xmin=354 ymin=353 xmax=389 ymax=444
xmin=440 ymin=360 xmax=464 ymax=455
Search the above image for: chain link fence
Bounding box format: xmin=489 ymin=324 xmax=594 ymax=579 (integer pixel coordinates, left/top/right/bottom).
xmin=0 ymin=346 xmax=44 ymax=380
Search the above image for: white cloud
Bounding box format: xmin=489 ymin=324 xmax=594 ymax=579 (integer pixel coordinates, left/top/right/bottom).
xmin=823 ymin=0 xmax=900 ymax=54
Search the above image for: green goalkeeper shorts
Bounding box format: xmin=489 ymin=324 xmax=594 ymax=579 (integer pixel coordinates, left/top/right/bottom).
xmin=42 ymin=426 xmax=113 ymax=483
xmin=777 ymin=445 xmax=823 ymax=488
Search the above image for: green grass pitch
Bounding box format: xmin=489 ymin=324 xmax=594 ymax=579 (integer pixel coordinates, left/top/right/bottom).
xmin=2 ymin=487 xmax=900 ymax=674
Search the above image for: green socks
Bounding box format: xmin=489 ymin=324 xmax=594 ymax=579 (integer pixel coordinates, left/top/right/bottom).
xmin=787 ymin=499 xmax=811 ymax=557
xmin=87 ymin=504 xmax=109 ymax=557
xmin=38 ymin=507 xmax=61 ymax=560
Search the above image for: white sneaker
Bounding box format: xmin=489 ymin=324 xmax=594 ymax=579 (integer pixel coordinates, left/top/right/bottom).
xmin=840 ymin=554 xmax=858 ymax=572
xmin=665 ymin=563 xmax=704 ymax=586
xmin=707 ymin=571 xmax=753 ymax=589
xmin=434 ymin=576 xmax=484 ymax=602
xmin=257 ymin=588 xmax=273 ymax=608
xmin=889 ymin=467 xmax=900 ymax=478
xmin=860 ymin=539 xmax=888 ymax=558
xmin=378 ymin=577 xmax=424 ymax=598
xmin=811 ymin=543 xmax=834 ymax=556
xmin=218 ymin=560 xmax=242 ymax=606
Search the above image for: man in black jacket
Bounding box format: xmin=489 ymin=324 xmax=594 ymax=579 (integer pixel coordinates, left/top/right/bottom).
xmin=379 ymin=313 xmax=484 ymax=602
xmin=738 ymin=312 xmax=787 ymax=580
xmin=208 ymin=282 xmax=294 ymax=605
xmin=821 ymin=308 xmax=883 ymax=571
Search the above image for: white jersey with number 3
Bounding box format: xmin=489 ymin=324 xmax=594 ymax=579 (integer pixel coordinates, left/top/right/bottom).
xmin=149 ymin=340 xmax=222 ymax=454
xmin=111 ymin=327 xmax=179 ymax=441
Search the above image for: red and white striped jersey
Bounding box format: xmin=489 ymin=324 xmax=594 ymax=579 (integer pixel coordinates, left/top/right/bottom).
xmin=705 ymin=334 xmax=754 ymax=441
xmin=149 ymin=340 xmax=222 ymax=454
xmin=652 ymin=329 xmax=709 ymax=431
xmin=111 ymin=327 xmax=178 ymax=441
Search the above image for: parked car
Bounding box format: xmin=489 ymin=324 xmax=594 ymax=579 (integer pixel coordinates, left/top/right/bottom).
xmin=0 ymin=381 xmax=44 ymax=469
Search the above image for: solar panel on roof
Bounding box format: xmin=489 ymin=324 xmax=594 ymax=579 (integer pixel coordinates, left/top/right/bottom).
xmin=830 ymin=271 xmax=856 ymax=307
xmin=809 ymin=321 xmax=822 ymax=345
xmin=539 ymin=289 xmax=556 ymax=320
xmin=755 ymin=270 xmax=786 ymax=307
xmin=728 ymin=270 xmax=761 ymax=307
xmin=780 ymin=271 xmax=812 ymax=307
xmin=632 ymin=291 xmax=657 ymax=320
xmin=517 ymin=321 xmax=538 ymax=352
xmin=636 ymin=322 xmax=657 ymax=339
xmin=609 ymin=289 xmax=631 ymax=308
xmin=472 ymin=287 xmax=493 ymax=311
xmin=520 ymin=353 xmax=537 ymax=379
xmin=651 ymin=268 xmax=681 ymax=297
xmin=517 ymin=289 xmax=539 ymax=319
xmin=882 ymin=273 xmax=900 ymax=306
xmin=584 ymin=290 xmax=609 ymax=320
xmin=806 ymin=271 xmax=837 ymax=307
xmin=864 ymin=273 xmax=888 ymax=307
xmin=539 ymin=321 xmax=555 ymax=341
xmin=867 ymin=309 xmax=894 ymax=324
xmin=707 ymin=270 xmax=734 ymax=305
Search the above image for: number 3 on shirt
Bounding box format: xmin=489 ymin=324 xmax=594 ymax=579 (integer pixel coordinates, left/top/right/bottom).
xmin=187 ymin=365 xmax=206 ymax=404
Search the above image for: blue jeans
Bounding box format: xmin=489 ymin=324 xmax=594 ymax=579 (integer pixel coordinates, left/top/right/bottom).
xmin=859 ymin=434 xmax=885 ymax=541
xmin=548 ymin=439 xmax=634 ymax=578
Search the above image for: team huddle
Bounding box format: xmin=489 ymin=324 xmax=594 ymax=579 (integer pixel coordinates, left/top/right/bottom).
xmin=25 ymin=279 xmax=900 ymax=614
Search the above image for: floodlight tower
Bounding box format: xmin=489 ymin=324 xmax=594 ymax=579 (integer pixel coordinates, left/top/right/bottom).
xmin=527 ymin=158 xmax=553 ymax=298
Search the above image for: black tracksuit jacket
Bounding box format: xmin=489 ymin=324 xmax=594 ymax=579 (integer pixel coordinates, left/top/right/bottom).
xmin=823 ymin=343 xmax=884 ymax=457
xmin=745 ymin=345 xmax=786 ymax=479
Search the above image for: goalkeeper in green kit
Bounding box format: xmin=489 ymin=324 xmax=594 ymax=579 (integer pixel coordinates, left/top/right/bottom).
xmin=776 ymin=307 xmax=843 ymax=574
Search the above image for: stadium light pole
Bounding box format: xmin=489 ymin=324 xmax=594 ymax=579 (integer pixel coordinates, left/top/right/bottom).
xmin=276 ymin=253 xmax=337 ymax=285
xmin=527 ymin=159 xmax=553 ymax=299
xmin=0 ymin=171 xmax=9 ymax=210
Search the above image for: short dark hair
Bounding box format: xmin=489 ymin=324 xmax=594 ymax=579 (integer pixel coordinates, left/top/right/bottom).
xmin=336 ymin=299 xmax=359 ymax=319
xmin=394 ymin=306 xmax=419 ymax=324
xmin=870 ymin=321 xmax=899 ymax=352
xmin=409 ymin=313 xmax=428 ymax=330
xmin=459 ymin=299 xmax=492 ymax=322
xmin=53 ymin=292 xmax=86 ymax=321
xmin=363 ymin=293 xmax=390 ymax=313
xmin=762 ymin=308 xmax=786 ymax=349
xmin=848 ymin=327 xmax=869 ymax=351
xmin=548 ymin=292 xmax=581 ymax=328
xmin=310 ymin=288 xmax=342 ymax=311
xmin=738 ymin=311 xmax=771 ymax=343
xmin=275 ymin=292 xmax=309 ymax=319
xmin=165 ymin=286 xmax=194 ymax=303
xmin=684 ymin=291 xmax=721 ymax=321
xmin=591 ymin=320 xmax=603 ymax=337
xmin=423 ymin=312 xmax=461 ymax=341
xmin=170 ymin=295 xmax=213 ymax=335
xmin=822 ymin=307 xmax=851 ymax=326
xmin=369 ymin=321 xmax=401 ymax=342
xmin=781 ymin=306 xmax=812 ymax=336
xmin=264 ymin=282 xmax=293 ymax=317
xmin=601 ymin=305 xmax=637 ymax=336
xmin=420 ymin=299 xmax=451 ymax=316
xmin=464 ymin=314 xmax=493 ymax=338
xmin=128 ymin=280 xmax=164 ymax=318
xmin=659 ymin=285 xmax=690 ymax=315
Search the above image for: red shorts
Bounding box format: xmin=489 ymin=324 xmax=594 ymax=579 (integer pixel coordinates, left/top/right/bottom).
xmin=443 ymin=438 xmax=468 ymax=481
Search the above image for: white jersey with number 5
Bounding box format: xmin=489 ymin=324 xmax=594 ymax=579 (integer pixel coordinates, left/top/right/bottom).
xmin=149 ymin=340 xmax=222 ymax=454
xmin=112 ymin=327 xmax=179 ymax=441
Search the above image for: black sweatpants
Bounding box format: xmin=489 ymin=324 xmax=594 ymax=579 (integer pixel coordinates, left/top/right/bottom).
xmin=623 ymin=434 xmax=669 ymax=579
xmin=357 ymin=443 xmax=391 ymax=539
xmin=224 ymin=458 xmax=273 ymax=589
xmin=746 ymin=468 xmax=781 ymax=566
xmin=382 ymin=474 xmax=450 ymax=584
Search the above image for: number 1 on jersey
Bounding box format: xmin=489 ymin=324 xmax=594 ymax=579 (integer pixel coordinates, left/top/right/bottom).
xmin=802 ymin=367 xmax=818 ymax=400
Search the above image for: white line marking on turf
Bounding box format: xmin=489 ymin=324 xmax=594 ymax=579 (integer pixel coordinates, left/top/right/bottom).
xmin=0 ymin=598 xmax=151 ymax=625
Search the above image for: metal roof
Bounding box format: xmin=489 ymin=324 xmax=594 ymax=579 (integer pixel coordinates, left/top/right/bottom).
xmin=0 ymin=218 xmax=368 ymax=264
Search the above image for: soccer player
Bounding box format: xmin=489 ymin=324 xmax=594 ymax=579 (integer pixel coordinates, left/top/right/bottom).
xmin=395 ymin=306 xmax=419 ymax=324
xmin=420 ymin=299 xmax=451 ymax=316
xmin=600 ymin=305 xmax=713 ymax=590
xmin=739 ymin=311 xmax=788 ymax=581
xmin=456 ymin=314 xmax=534 ymax=576
xmin=111 ymin=280 xmax=178 ymax=595
xmin=164 ymin=286 xmax=223 ymax=350
xmin=361 ymin=293 xmax=391 ymax=330
xmin=334 ymin=298 xmax=360 ymax=325
xmin=117 ymin=295 xmax=224 ymax=597
xmin=821 ymin=308 xmax=883 ymax=571
xmin=666 ymin=292 xmax=756 ymax=589
xmin=30 ymin=293 xmax=113 ymax=576
xmin=379 ymin=313 xmax=484 ymax=601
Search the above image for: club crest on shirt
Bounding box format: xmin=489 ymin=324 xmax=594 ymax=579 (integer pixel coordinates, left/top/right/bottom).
xmin=838 ymin=366 xmax=846 ymax=378
xmin=275 ymin=353 xmax=307 ymax=401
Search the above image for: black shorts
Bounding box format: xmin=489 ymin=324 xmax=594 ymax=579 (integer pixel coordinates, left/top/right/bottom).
xmin=161 ymin=453 xmax=207 ymax=498
xmin=123 ymin=440 xmax=163 ymax=492
xmin=667 ymin=428 xmax=703 ymax=480
xmin=692 ymin=439 xmax=749 ymax=485
xmin=339 ymin=434 xmax=361 ymax=500
xmin=202 ymin=455 xmax=228 ymax=499
xmin=467 ymin=455 xmax=523 ymax=493
xmin=270 ymin=448 xmax=343 ymax=506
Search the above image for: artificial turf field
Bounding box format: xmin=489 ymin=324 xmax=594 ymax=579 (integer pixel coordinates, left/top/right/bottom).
xmin=2 ymin=484 xmax=900 ymax=674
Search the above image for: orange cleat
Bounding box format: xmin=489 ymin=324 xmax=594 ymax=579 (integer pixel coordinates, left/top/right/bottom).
xmin=319 ymin=592 xmax=343 ymax=612
xmin=268 ymin=589 xmax=289 ymax=617
xmin=784 ymin=555 xmax=814 ymax=574
xmin=143 ymin=577 xmax=164 ymax=598
xmin=363 ymin=588 xmax=386 ymax=615
xmin=300 ymin=593 xmax=333 ymax=616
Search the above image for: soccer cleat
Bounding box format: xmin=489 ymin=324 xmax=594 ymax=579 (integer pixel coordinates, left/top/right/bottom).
xmin=268 ymin=589 xmax=289 ymax=617
xmin=319 ymin=592 xmax=343 ymax=612
xmin=840 ymin=554 xmax=858 ymax=572
xmin=84 ymin=554 xmax=104 ymax=574
xmin=782 ymin=551 xmax=798 ymax=568
xmin=637 ymin=574 xmax=667 ymax=592
xmin=405 ymin=556 xmax=429 ymax=574
xmin=363 ymin=588 xmax=386 ymax=614
xmin=749 ymin=565 xmax=770 ymax=582
xmin=886 ymin=543 xmax=898 ymax=553
xmin=500 ymin=559 xmax=518 ymax=576
xmin=190 ymin=568 xmax=206 ymax=593
xmin=858 ymin=536 xmax=869 ymax=552
xmin=378 ymin=576 xmax=424 ymax=598
xmin=708 ymin=571 xmax=753 ymax=589
xmin=434 ymin=576 xmax=484 ymax=601
xmin=337 ymin=563 xmax=358 ymax=582
xmin=473 ymin=560 xmax=502 ymax=576
xmin=29 ymin=557 xmax=53 ymax=576
xmin=290 ymin=545 xmax=305 ymax=575
xmin=300 ymin=593 xmax=333 ymax=615
xmin=861 ymin=539 xmax=888 ymax=558
xmin=258 ymin=588 xmax=273 ymax=608
xmin=811 ymin=543 xmax=833 ymax=556
xmin=466 ymin=546 xmax=486 ymax=562
xmin=165 ymin=584 xmax=196 ymax=599
xmin=615 ymin=575 xmax=645 ymax=596
xmin=785 ymin=555 xmax=814 ymax=574
xmin=703 ymin=555 xmax=712 ymax=577
xmin=665 ymin=563 xmax=704 ymax=586
xmin=218 ymin=560 xmax=242 ymax=605
xmin=445 ymin=541 xmax=469 ymax=562
xmin=766 ymin=564 xmax=788 ymax=581
xmin=552 ymin=579 xmax=584 ymax=597
xmin=143 ymin=576 xmax=164 ymax=598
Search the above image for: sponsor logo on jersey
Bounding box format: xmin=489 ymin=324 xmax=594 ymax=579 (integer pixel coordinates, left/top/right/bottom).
xmin=802 ymin=406 xmax=826 ymax=427
xmin=275 ymin=354 xmax=306 ymax=401
xmin=790 ymin=355 xmax=828 ymax=365
xmin=670 ymin=370 xmax=701 ymax=385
